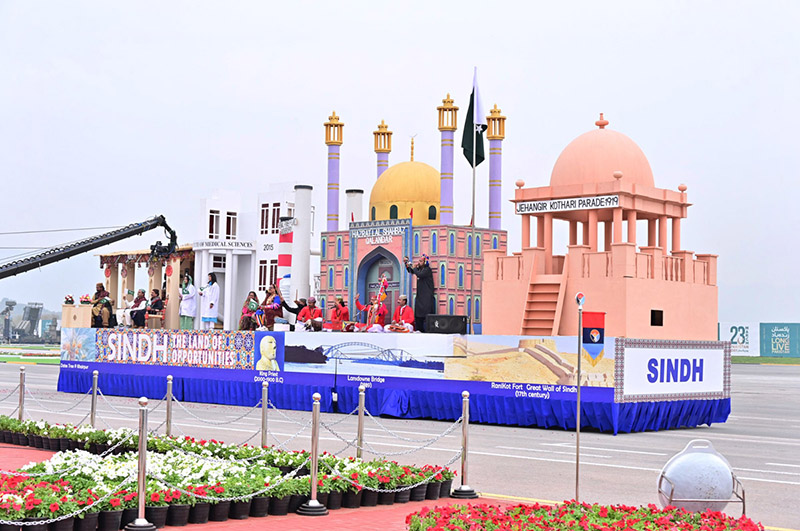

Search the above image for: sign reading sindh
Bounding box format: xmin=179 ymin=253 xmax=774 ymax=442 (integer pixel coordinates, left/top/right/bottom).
xmin=515 ymin=194 xmax=620 ymax=214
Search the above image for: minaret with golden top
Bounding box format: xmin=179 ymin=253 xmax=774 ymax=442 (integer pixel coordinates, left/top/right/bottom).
xmin=373 ymin=120 xmax=392 ymax=179
xmin=324 ymin=111 xmax=343 ymax=231
xmin=487 ymin=104 xmax=506 ymax=230
xmin=438 ymin=93 xmax=458 ymax=225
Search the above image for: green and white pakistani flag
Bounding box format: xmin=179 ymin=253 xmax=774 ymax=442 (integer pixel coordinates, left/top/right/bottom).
xmin=461 ymin=67 xmax=488 ymax=167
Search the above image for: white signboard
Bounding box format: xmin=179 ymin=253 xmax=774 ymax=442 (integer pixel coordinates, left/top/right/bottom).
xmin=192 ymin=240 xmax=255 ymax=249
xmin=718 ymin=322 xmax=760 ymax=356
xmin=515 ymin=194 xmax=620 ymax=214
xmin=616 ymin=339 xmax=729 ymax=403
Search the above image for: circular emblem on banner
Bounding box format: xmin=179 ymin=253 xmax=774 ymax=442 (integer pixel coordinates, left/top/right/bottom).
xmin=590 ymin=329 xmax=601 ymax=343
xmin=120 ymin=266 xmax=128 ymax=278
xmin=165 ymin=264 xmax=173 ymax=277
xmin=104 ymin=267 xmax=111 ymax=278
xmin=148 ymin=265 xmax=155 ymax=277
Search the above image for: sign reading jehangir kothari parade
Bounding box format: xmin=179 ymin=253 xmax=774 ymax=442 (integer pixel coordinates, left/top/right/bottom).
xmin=515 ymin=194 xmax=620 ymax=214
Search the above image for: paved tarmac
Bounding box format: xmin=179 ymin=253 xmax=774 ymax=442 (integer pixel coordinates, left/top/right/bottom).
xmin=0 ymin=363 xmax=797 ymax=529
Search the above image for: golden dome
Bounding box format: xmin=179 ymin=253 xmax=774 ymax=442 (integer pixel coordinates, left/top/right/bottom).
xmin=550 ymin=114 xmax=655 ymax=188
xmin=369 ymin=161 xmax=441 ymax=225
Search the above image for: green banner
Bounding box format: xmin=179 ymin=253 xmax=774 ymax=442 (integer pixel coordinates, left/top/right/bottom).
xmin=759 ymin=323 xmax=800 ymax=357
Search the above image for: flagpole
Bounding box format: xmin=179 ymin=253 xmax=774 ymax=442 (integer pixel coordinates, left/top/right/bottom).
xmin=470 ymin=121 xmax=476 ymax=334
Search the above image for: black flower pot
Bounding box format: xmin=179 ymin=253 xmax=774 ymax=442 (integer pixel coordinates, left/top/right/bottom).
xmin=22 ymin=518 xmax=46 ymax=531
xmin=208 ymin=501 xmax=230 ymax=522
xmin=287 ymin=495 xmax=307 ymax=514
xmin=277 ymin=466 xmax=292 ymax=475
xmin=144 ymin=506 xmax=168 ymax=528
xmin=425 ymin=482 xmax=441 ymax=500
xmin=96 ymin=510 xmax=121 ymax=531
xmin=0 ymin=523 xmax=19 ymax=531
xmin=360 ymin=490 xmax=378 ymax=507
xmin=326 ymin=491 xmax=342 ymax=510
xmin=10 ymin=432 xmax=19 ymax=445
xmin=74 ymin=512 xmax=98 ymax=531
xmin=33 ymin=434 xmax=42 ymax=448
xmin=187 ymin=503 xmax=209 ymax=524
xmin=17 ymin=434 xmax=28 ymax=446
xmin=1 ymin=430 xmax=11 ymax=444
xmin=439 ymin=479 xmax=453 ymax=498
xmin=248 ymin=496 xmax=269 ymax=517
xmin=119 ymin=508 xmax=137 ymax=529
xmin=410 ymin=484 xmax=427 ymax=502
xmin=228 ymin=501 xmax=250 ymax=520
xmin=96 ymin=443 xmax=110 ymax=455
xmin=165 ymin=504 xmax=189 ymax=527
xmin=267 ymin=495 xmax=290 ymax=516
xmin=377 ymin=491 xmax=394 ymax=505
xmin=341 ymin=489 xmax=362 ymax=509
xmin=394 ymin=489 xmax=411 ymax=503
xmin=68 ymin=440 xmax=80 ymax=451
xmin=59 ymin=438 xmax=70 ymax=452
xmin=48 ymin=516 xmax=73 ymax=531
xmin=297 ymin=466 xmax=310 ymax=476
xmin=88 ymin=443 xmax=98 ymax=455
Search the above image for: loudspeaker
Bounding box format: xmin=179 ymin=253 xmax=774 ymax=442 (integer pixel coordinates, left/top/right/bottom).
xmin=426 ymin=314 xmax=468 ymax=335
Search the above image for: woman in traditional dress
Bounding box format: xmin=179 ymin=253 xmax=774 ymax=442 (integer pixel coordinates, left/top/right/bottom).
xmin=199 ymin=272 xmax=220 ymax=330
xmin=239 ymin=291 xmax=259 ymax=330
xmin=178 ymin=273 xmax=196 ymax=330
xmin=258 ymin=283 xmax=283 ymax=331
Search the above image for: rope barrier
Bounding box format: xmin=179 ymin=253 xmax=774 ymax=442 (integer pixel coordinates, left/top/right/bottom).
xmin=0 ymin=384 xmax=20 ymax=402
xmin=24 ymin=387 xmax=92 ymax=414
xmin=172 ymin=397 xmax=262 ymax=425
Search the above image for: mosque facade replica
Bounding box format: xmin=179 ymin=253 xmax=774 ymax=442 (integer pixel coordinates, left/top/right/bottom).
xmin=482 ymin=114 xmax=718 ymax=340
xmin=316 ymin=97 xmax=508 ymax=329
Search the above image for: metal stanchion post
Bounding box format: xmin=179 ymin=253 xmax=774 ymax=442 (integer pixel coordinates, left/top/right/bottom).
xmin=451 ymin=390 xmax=478 ymax=499
xmin=18 ymin=367 xmax=25 ymax=422
xmin=165 ymin=376 xmax=173 ymax=437
xmin=297 ymin=393 xmax=328 ymax=516
xmin=356 ymin=384 xmax=365 ymax=459
xmin=260 ymin=381 xmax=269 ymax=447
xmin=124 ymin=397 xmax=156 ymax=531
xmin=575 ymin=292 xmax=585 ymax=503
xmin=90 ymin=370 xmax=99 ymax=428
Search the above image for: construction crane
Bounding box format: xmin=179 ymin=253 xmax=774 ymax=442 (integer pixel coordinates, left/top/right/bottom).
xmin=0 ymin=215 xmax=178 ymax=280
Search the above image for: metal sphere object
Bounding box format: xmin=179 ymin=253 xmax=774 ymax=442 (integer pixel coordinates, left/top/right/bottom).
xmin=658 ymin=439 xmax=734 ymax=512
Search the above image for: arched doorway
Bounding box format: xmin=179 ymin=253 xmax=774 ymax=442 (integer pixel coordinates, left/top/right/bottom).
xmin=356 ymin=247 xmax=402 ymax=321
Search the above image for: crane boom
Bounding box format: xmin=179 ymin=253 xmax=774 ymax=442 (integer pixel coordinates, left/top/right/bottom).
xmin=0 ymin=215 xmax=178 ymax=280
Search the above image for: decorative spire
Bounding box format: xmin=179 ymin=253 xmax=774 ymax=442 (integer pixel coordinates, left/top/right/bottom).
xmin=487 ymin=104 xmax=506 ymax=140
xmin=373 ymin=120 xmax=392 ymax=153
xmin=410 ymin=137 xmax=415 ymax=161
xmin=595 ymin=113 xmax=609 ymax=129
xmin=325 ymin=111 xmax=344 ymax=145
xmin=437 ymin=93 xmax=459 ymax=131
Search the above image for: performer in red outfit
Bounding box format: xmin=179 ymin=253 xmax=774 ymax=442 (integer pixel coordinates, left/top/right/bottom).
xmin=297 ymin=297 xmax=323 ymax=330
xmin=355 ymin=292 xmax=388 ymax=329
xmin=391 ymin=294 xmax=415 ymax=331
xmin=329 ymin=295 xmax=350 ymax=330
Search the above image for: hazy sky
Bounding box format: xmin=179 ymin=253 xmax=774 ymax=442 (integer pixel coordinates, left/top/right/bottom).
xmin=0 ymin=1 xmax=797 ymax=323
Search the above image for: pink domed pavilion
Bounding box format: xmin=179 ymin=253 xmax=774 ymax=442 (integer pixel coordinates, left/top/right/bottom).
xmin=482 ymin=114 xmax=718 ymax=340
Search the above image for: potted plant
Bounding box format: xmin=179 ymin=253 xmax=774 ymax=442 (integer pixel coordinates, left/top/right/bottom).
xmin=439 ymin=466 xmax=456 ymax=498
xmin=144 ymin=487 xmax=169 ymax=528
xmin=63 ymin=295 xmax=75 ymax=305
xmin=207 ymin=484 xmax=229 ymax=522
xmin=164 ymin=488 xmax=191 ymax=527
xmin=186 ymin=486 xmax=210 ymax=524
xmin=221 ymin=478 xmax=252 ymax=520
